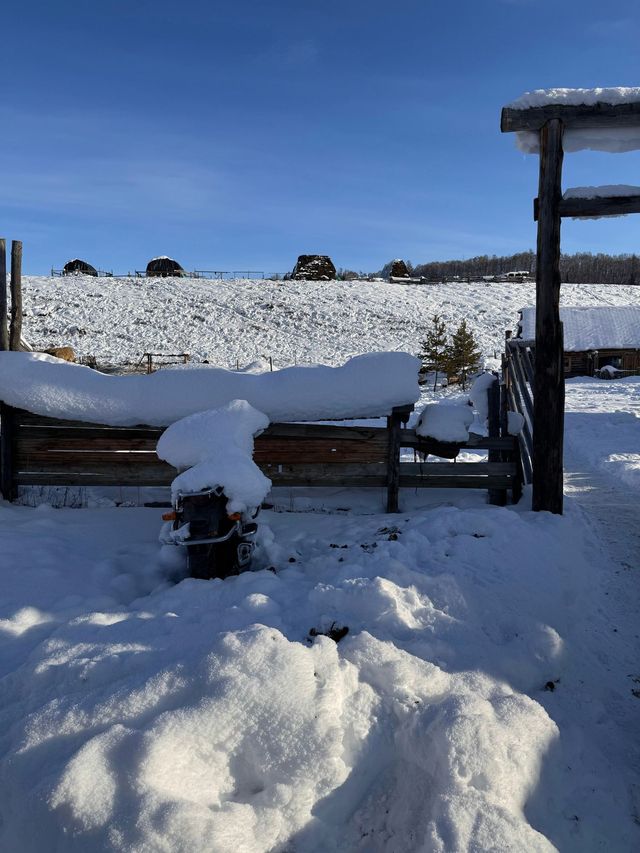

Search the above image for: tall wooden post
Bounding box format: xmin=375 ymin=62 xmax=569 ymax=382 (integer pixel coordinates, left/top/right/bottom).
xmin=0 ymin=239 xmax=8 ymax=351
xmin=533 ymin=119 xmax=565 ymax=514
xmin=9 ymin=240 xmax=23 ymax=351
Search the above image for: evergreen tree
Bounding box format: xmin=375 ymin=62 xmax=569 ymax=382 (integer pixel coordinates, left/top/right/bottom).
xmin=420 ymin=314 xmax=448 ymax=391
xmin=446 ymin=319 xmax=481 ymax=390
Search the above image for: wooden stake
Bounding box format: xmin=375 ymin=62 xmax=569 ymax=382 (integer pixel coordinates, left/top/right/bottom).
xmin=9 ymin=240 xmax=23 ymax=351
xmin=0 ymin=239 xmax=8 ymax=351
xmin=532 ymin=119 xmax=565 ymax=514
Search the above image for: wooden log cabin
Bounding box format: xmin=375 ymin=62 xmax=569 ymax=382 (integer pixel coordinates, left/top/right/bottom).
xmin=518 ymin=305 xmax=640 ymax=377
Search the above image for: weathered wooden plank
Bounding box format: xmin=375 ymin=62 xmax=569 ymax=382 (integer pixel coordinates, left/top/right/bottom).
xmin=399 ymin=462 xmax=515 ymax=476
xmin=14 ymin=470 xmax=174 ymax=487
xmin=18 ymin=425 xmax=165 ymax=440
xmin=399 ymin=475 xmax=514 ymax=489
xmin=18 ymin=436 xmax=161 ymax=452
xmin=535 ymin=194 xmax=640 ymax=220
xmin=9 ymin=241 xmax=22 ymax=351
xmin=501 ymin=101 xmax=640 ymax=133
xmin=0 ymin=239 xmax=8 ymax=351
xmin=533 ymin=119 xmax=565 ymax=514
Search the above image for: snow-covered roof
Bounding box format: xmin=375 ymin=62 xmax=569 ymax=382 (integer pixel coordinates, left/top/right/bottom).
xmin=520 ymin=306 xmax=640 ymax=351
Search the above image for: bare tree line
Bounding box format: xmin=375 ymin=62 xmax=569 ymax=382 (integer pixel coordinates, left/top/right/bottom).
xmin=381 ymin=251 xmax=640 ymax=285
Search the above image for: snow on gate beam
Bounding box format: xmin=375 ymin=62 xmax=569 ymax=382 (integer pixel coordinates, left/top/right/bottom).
xmin=501 ymin=101 xmax=640 ymax=133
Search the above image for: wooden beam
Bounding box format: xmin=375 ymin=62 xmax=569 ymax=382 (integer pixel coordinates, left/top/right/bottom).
xmin=501 ymin=101 xmax=640 ymax=133
xmin=534 ymin=194 xmax=640 ymax=220
xmin=0 ymin=239 xmax=8 ymax=351
xmin=533 ymin=119 xmax=565 ymax=514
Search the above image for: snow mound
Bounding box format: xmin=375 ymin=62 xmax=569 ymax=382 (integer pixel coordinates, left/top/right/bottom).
xmin=416 ymin=401 xmax=473 ymax=442
xmin=507 ymin=87 xmax=640 ymax=110
xmin=0 ymin=351 xmax=420 ymax=426
xmin=157 ymin=400 xmax=272 ymax=510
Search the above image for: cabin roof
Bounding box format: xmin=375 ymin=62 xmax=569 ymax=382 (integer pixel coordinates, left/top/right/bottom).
xmin=519 ymin=305 xmax=640 ymax=351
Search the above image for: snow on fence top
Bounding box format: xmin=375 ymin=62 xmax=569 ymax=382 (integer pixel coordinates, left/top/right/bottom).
xmin=502 ymin=87 xmax=640 ymax=154
xmin=519 ymin=306 xmax=640 ymax=351
xmin=0 ymin=351 xmax=420 ymax=426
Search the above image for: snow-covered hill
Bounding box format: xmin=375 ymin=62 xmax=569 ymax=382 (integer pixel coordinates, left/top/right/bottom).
xmin=21 ymin=276 xmax=640 ymax=367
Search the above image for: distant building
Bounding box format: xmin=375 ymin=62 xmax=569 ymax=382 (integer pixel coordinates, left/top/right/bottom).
xmin=518 ymin=305 xmax=640 ymax=376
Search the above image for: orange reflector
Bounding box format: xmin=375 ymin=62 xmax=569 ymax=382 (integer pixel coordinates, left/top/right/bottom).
xmin=227 ymin=512 xmax=242 ymax=521
xmin=162 ymin=511 xmax=176 ymax=521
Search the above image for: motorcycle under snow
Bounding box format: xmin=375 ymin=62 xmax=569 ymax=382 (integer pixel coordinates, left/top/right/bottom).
xmin=162 ymin=486 xmax=258 ymax=580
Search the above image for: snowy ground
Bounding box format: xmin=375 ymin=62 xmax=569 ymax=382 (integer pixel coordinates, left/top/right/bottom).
xmin=1 ymin=278 xmax=639 ymax=851
xmin=20 ymin=275 xmax=640 ymax=368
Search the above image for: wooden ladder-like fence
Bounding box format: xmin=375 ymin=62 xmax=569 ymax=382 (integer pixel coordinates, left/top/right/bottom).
xmin=503 ymin=338 xmax=534 ymax=486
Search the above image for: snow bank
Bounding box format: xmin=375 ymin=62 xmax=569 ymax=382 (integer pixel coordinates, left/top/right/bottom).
xmin=415 ymin=375 xmax=495 ymax=442
xmin=0 ymin=351 xmax=420 ymax=426
xmin=157 ymin=401 xmax=271 ymax=510
xmin=0 ymin=500 xmax=584 ymax=852
xmin=416 ymin=402 xmax=473 ymax=442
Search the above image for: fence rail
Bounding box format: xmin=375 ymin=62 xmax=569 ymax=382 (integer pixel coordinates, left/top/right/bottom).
xmin=0 ymin=394 xmax=521 ymax=510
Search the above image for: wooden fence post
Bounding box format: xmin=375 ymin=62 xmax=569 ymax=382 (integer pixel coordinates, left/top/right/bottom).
xmin=0 ymin=239 xmax=8 ymax=351
xmin=0 ymin=403 xmax=16 ymax=501
xmin=533 ymin=119 xmax=565 ymax=514
xmin=386 ymin=408 xmax=402 ymax=513
xmin=9 ymin=240 xmax=23 ymax=351
xmin=488 ymin=376 xmax=506 ymax=506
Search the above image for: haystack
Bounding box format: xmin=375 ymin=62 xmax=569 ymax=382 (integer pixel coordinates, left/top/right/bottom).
xmin=146 ymin=256 xmax=186 ymax=277
xmin=389 ymin=259 xmax=410 ymax=279
xmin=292 ymin=255 xmax=336 ymax=281
xmin=63 ymin=259 xmax=98 ymax=276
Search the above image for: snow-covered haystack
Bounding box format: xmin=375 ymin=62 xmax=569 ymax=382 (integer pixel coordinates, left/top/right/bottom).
xmin=389 ymin=259 xmax=410 ymax=279
xmin=146 ymin=256 xmax=186 ymax=277
xmin=0 ymin=351 xmax=420 ymax=426
xmin=157 ymin=400 xmax=271 ymax=511
xmin=291 ymin=254 xmax=336 ymax=281
xmin=62 ymin=259 xmax=97 ymax=277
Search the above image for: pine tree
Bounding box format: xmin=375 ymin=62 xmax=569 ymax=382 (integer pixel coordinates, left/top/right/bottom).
xmin=419 ymin=314 xmax=448 ymax=391
xmin=446 ymin=319 xmax=481 ymax=390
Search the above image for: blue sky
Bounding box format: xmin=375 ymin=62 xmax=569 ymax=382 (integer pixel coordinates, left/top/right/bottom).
xmin=1 ymin=0 xmax=639 ymax=274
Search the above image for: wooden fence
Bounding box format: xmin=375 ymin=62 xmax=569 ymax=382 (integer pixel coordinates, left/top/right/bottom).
xmin=0 ymin=395 xmax=521 ymax=511
xmin=503 ymin=338 xmax=534 ymax=485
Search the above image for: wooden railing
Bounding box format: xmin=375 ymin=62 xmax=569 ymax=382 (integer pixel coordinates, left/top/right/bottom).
xmin=0 ymin=397 xmax=522 ymax=510
xmin=503 ymin=339 xmax=534 ymax=484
